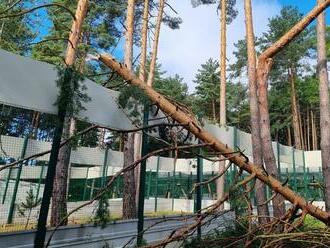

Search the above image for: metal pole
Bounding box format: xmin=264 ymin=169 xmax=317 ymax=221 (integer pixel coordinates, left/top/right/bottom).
xmin=302 ymin=151 xmax=308 ymax=198
xmin=82 ymin=167 xmax=90 ymax=201
xmin=172 ymin=164 xmax=177 ymax=211
xmin=35 ymin=162 xmax=46 ymax=201
xmin=147 ymin=169 xmax=152 ymax=199
xmin=154 ymin=156 xmax=160 ymax=212
xmin=34 ymin=102 xmax=67 ymax=248
xmin=102 ymin=146 xmax=109 ymax=187
xmin=7 ymin=136 xmax=29 ymax=224
xmin=137 ymin=105 xmax=149 ymax=247
xmin=196 ymin=156 xmax=203 ymax=240
xmin=2 ymin=167 xmax=12 ymax=204
xmin=292 ymin=148 xmax=297 ymax=192
xmin=277 ymin=142 xmax=281 ymax=181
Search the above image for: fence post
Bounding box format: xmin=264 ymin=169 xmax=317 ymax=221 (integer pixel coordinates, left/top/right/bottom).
xmin=102 ymin=146 xmax=109 ymax=187
xmin=196 ymin=155 xmax=203 ymax=240
xmin=292 ymin=147 xmax=297 ymax=192
xmin=82 ymin=167 xmax=90 ymax=201
xmin=36 ymin=161 xmax=46 ymax=201
xmin=34 ymin=82 xmax=68 ymax=247
xmin=302 ymin=151 xmax=308 ymax=199
xmin=7 ymin=136 xmax=29 ymax=224
xmin=137 ymin=105 xmax=149 ymax=247
xmin=154 ymin=156 xmax=160 ymax=212
xmin=147 ymin=169 xmax=152 ymax=199
xmin=2 ymin=167 xmax=12 ymax=204
xmin=277 ymin=142 xmax=281 ymax=181
xmin=172 ymin=164 xmax=177 ymax=211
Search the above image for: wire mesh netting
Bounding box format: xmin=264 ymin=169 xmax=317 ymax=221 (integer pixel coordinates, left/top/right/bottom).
xmin=0 ymin=122 xmax=325 ymax=233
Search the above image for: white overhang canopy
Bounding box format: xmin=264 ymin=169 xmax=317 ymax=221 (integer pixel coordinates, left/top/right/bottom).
xmin=0 ymin=49 xmax=133 ymax=130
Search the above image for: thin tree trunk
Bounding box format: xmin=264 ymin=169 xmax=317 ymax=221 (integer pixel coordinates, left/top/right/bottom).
xmin=99 ymin=53 xmax=330 ymax=225
xmin=289 ymin=67 xmax=303 ymax=149
xmin=244 ymin=0 xmax=270 ymax=224
xmin=317 ymin=0 xmax=330 ymax=211
xmin=312 ymin=110 xmax=317 ymax=150
xmin=123 ymin=0 xmax=137 ymax=219
xmin=212 ymin=100 xmax=216 ymax=122
xmin=31 ymin=111 xmax=40 ymax=139
xmin=50 ymin=0 xmax=88 ymax=227
xmin=146 ymin=0 xmax=165 ymax=87
xmin=299 ymin=108 xmax=305 ymax=150
xmin=287 ymin=126 xmax=292 ymax=146
xmin=139 ymin=0 xmax=149 ymax=83
xmin=307 ymin=108 xmax=310 ymax=150
xmin=217 ymin=0 xmax=227 ymax=211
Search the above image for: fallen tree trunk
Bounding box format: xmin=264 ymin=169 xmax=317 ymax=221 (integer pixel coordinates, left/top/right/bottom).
xmin=97 ymin=54 xmax=330 ymax=225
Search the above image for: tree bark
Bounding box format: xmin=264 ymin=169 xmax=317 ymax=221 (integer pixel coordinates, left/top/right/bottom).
xmin=257 ymin=58 xmax=286 ymax=219
xmin=287 ymin=126 xmax=292 ymax=146
xmin=307 ymin=108 xmax=310 ymax=150
xmin=50 ymin=0 xmax=88 ymax=227
xmin=312 ymin=110 xmax=318 ymax=150
xmin=139 ymin=0 xmax=149 ymax=83
xmin=217 ymin=0 xmax=227 ymax=211
xmin=99 ymin=53 xmax=330 ymax=225
xmin=123 ymin=133 xmax=137 ymax=219
xmin=289 ymin=67 xmax=303 ymax=149
xmin=146 ymin=0 xmax=165 ymax=87
xmin=317 ymin=0 xmax=330 ymax=211
xmin=244 ymin=0 xmax=270 ymax=224
xmin=123 ymin=0 xmax=137 ymax=219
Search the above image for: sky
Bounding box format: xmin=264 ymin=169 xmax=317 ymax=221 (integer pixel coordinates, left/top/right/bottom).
xmin=156 ymin=0 xmax=330 ymax=92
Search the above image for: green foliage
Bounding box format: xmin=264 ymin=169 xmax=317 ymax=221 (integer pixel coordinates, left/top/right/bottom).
xmin=55 ymin=66 xmax=91 ymax=117
xmin=94 ymin=195 xmax=110 ymax=228
xmin=191 ymin=0 xmax=238 ymax=24
xmin=0 ymin=1 xmax=35 ymax=54
xmin=17 ymin=188 xmax=42 ymax=229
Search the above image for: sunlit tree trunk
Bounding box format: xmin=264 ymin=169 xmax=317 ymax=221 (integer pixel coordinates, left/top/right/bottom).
xmin=289 ymin=67 xmax=303 ymax=149
xmin=317 ymin=0 xmax=330 ymax=211
xmin=244 ymin=0 xmax=270 ymax=224
xmin=147 ymin=0 xmax=165 ymax=87
xmin=257 ymin=58 xmax=286 ymax=220
xmin=51 ymin=0 xmax=89 ymax=227
xmin=217 ymin=0 xmax=227 ymax=211
xmin=123 ymin=0 xmax=137 ymax=219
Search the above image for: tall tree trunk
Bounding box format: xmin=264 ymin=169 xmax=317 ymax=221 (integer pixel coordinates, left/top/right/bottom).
xmin=217 ymin=0 xmax=227 ymax=211
xmin=289 ymin=67 xmax=303 ymax=149
xmin=244 ymin=0 xmax=270 ymax=224
xmin=123 ymin=0 xmax=137 ymax=219
xmin=135 ymin=0 xmax=150 ymax=206
xmin=51 ymin=0 xmax=89 ymax=227
xmin=317 ymin=0 xmax=330 ymax=211
xmin=253 ymin=0 xmax=330 ymax=219
xmin=146 ymin=0 xmax=165 ymax=87
xmin=257 ymin=58 xmax=286 ymax=219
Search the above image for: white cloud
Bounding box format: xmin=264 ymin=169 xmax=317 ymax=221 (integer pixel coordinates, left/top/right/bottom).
xmin=157 ymin=0 xmax=282 ymax=91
